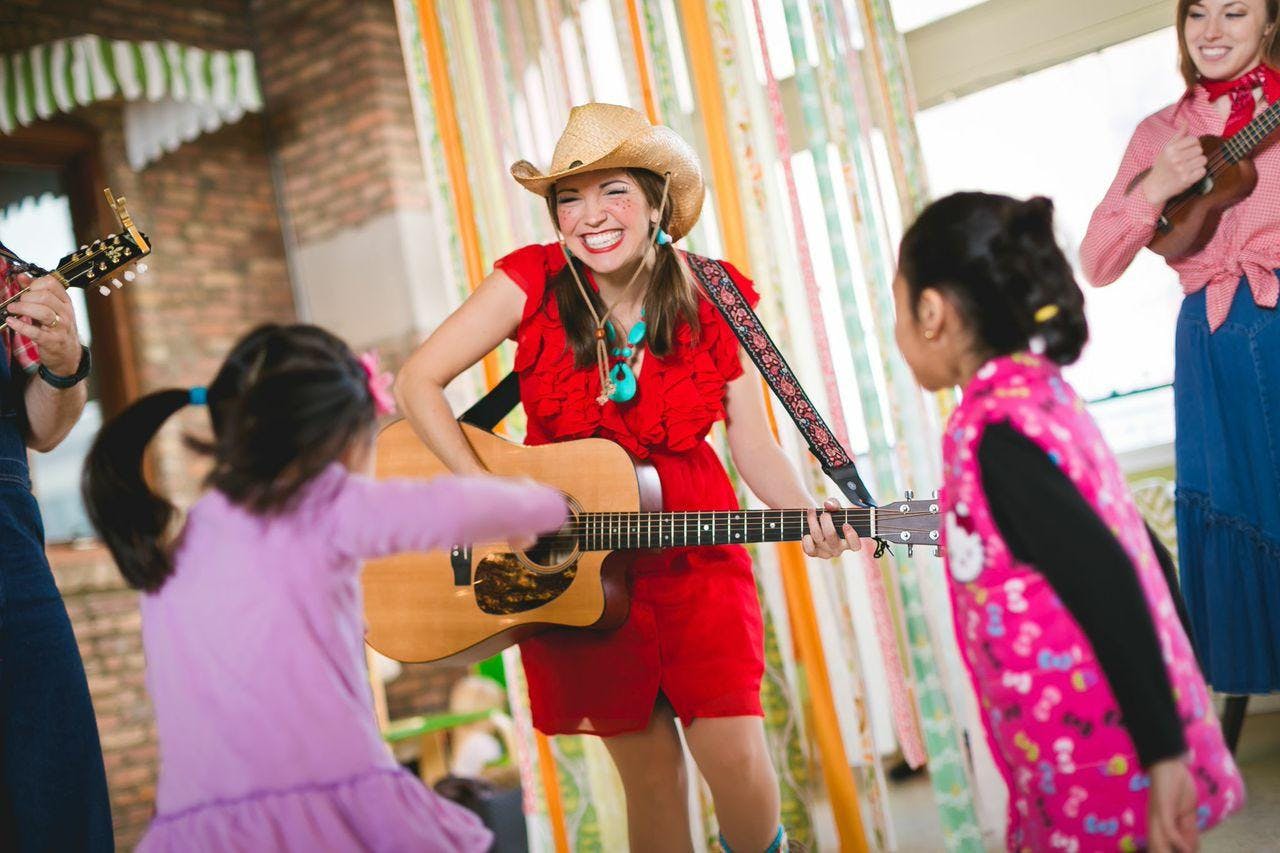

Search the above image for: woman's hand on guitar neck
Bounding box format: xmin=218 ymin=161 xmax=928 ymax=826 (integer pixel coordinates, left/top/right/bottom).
xmin=803 ymin=497 xmax=864 ymax=559
xmin=1140 ymin=122 xmax=1208 ymax=207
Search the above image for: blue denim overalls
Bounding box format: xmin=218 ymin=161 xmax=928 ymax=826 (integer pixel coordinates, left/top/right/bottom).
xmin=0 ymin=345 xmax=112 ymax=850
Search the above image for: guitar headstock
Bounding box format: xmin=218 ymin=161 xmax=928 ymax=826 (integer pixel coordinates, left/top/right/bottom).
xmin=874 ymin=491 xmax=941 ymax=556
xmin=55 ymin=188 xmax=151 ymax=297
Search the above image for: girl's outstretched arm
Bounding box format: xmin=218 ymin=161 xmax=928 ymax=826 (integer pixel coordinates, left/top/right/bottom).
xmin=328 ymin=471 xmax=567 ymax=560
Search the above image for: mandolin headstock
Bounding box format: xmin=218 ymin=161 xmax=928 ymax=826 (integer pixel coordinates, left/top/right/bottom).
xmin=53 ymin=188 xmax=151 ymax=297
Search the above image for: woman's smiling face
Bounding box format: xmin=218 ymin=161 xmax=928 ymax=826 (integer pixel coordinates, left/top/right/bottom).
xmin=1184 ymin=0 xmax=1272 ymax=81
xmin=553 ymin=169 xmax=657 ymax=277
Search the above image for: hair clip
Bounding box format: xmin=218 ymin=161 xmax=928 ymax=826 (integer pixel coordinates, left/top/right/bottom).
xmin=188 ymin=386 xmax=208 ymax=406
xmin=655 ymin=228 xmax=672 ymax=246
xmin=1034 ymin=304 xmax=1060 ymax=324
xmin=359 ymin=351 xmax=397 ymax=416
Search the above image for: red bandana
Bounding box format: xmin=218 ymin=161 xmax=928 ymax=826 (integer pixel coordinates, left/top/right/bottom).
xmin=1200 ymin=63 xmax=1280 ymax=136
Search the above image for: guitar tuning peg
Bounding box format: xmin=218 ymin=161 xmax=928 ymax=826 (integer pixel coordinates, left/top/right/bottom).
xmin=123 ymin=270 xmax=136 ymax=282
xmin=98 ymin=285 xmax=111 ymax=296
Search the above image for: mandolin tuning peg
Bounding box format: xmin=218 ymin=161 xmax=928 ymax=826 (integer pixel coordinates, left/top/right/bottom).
xmin=123 ymin=270 xmax=136 ymax=282
xmin=98 ymin=285 xmax=111 ymax=296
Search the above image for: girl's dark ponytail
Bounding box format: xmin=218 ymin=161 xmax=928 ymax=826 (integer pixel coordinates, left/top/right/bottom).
xmin=82 ymin=389 xmax=191 ymax=592
xmin=83 ymin=323 xmax=376 ymax=594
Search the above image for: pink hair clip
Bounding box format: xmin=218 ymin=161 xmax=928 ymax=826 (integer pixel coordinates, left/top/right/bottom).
xmin=359 ymin=350 xmax=397 ymax=416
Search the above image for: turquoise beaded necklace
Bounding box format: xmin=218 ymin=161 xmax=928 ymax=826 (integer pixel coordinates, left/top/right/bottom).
xmin=605 ymin=310 xmax=646 ymax=403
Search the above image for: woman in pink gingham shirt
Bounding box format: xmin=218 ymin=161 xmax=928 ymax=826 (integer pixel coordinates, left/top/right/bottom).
xmin=1080 ymin=0 xmax=1280 ymax=710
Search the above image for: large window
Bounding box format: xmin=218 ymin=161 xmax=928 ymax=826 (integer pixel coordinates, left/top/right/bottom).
xmin=914 ymin=27 xmax=1185 ymax=452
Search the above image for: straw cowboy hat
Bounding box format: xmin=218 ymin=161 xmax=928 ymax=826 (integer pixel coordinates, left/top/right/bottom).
xmin=510 ymin=103 xmax=705 ymax=241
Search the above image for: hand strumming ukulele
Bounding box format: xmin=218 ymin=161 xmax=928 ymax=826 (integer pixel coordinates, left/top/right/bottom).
xmin=1131 ymin=101 xmax=1280 ymax=260
xmin=361 ymin=420 xmax=940 ymax=665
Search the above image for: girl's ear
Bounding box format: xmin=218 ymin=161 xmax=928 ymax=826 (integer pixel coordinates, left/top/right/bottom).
xmin=917 ymin=287 xmax=946 ymax=333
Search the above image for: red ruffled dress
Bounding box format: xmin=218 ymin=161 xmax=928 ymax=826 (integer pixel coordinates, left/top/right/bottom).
xmin=495 ymin=243 xmax=766 ymax=736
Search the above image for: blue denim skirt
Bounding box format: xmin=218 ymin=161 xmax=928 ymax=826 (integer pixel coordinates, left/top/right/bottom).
xmin=1174 ymin=277 xmax=1280 ymax=694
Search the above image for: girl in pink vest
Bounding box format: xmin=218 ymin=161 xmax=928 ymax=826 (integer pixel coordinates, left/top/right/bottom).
xmin=892 ymin=192 xmax=1243 ymax=852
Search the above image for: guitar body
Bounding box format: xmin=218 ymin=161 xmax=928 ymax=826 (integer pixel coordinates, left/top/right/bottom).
xmin=1135 ymin=135 xmax=1259 ymax=260
xmin=362 ymin=421 xmax=660 ymax=664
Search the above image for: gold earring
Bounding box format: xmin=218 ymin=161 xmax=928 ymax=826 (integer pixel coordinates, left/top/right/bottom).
xmin=923 ymin=329 xmax=936 ymax=340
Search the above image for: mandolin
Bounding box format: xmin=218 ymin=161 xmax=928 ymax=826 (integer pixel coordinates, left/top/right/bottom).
xmin=362 ymin=419 xmax=940 ymax=665
xmin=1134 ymin=100 xmax=1280 ymax=260
xmin=0 ymin=188 xmax=150 ymax=319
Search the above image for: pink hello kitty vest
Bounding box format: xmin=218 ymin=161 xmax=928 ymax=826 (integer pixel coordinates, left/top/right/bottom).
xmin=940 ymin=353 xmax=1243 ymax=851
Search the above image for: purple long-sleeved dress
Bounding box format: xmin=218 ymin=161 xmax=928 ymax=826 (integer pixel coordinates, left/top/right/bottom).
xmin=135 ymin=464 xmax=566 ymax=852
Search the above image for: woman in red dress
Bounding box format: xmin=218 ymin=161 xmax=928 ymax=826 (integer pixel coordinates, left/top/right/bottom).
xmin=397 ymin=103 xmax=861 ymax=852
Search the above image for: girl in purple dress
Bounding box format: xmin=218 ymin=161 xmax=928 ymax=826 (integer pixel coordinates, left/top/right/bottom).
xmin=83 ymin=324 xmax=567 ymax=852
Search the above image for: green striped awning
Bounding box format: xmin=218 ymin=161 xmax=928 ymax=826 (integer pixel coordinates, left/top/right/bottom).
xmin=0 ymin=35 xmax=262 ymax=155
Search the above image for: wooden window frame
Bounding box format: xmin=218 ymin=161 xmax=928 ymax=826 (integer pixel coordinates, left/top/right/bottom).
xmin=1 ymin=119 xmax=140 ymax=417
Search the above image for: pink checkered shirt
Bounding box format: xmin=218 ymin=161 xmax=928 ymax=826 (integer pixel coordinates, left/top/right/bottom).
xmin=0 ymin=254 xmax=42 ymax=373
xmin=1080 ymin=86 xmax=1280 ymax=332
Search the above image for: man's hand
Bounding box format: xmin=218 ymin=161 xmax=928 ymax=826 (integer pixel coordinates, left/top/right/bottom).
xmin=5 ymin=273 xmax=82 ymax=376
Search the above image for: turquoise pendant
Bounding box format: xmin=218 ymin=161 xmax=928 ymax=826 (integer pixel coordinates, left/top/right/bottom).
xmin=609 ymin=361 xmax=637 ymax=402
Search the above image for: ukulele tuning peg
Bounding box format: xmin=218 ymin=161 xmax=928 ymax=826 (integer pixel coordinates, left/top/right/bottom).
xmin=112 ymin=278 xmax=123 ymax=289
xmin=98 ymin=285 xmax=111 ymax=296
xmin=123 ymin=270 xmax=136 ymax=282
xmin=79 ymin=245 xmax=88 ymax=252
xmin=907 ymin=544 xmax=914 ymax=558
xmin=136 ymin=262 xmax=148 ymax=274
xmin=904 ymin=490 xmax=914 ymax=500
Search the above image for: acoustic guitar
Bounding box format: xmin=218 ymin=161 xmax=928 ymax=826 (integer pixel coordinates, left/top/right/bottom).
xmin=1133 ymin=100 xmax=1280 ymax=260
xmin=0 ymin=188 xmax=151 ymax=318
xmin=362 ymin=420 xmax=941 ymax=665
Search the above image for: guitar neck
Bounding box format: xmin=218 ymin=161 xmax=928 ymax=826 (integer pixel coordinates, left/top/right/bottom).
xmin=1224 ymin=99 xmax=1280 ymax=161
xmin=574 ymin=508 xmax=878 ymax=551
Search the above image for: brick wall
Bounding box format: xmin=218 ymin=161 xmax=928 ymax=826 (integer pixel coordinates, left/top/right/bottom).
xmin=249 ymin=0 xmax=430 ymax=247
xmin=6 ymin=2 xmax=460 ymax=848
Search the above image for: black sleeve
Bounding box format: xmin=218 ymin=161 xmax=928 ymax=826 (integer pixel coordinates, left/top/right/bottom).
xmin=978 ymin=422 xmax=1186 ymax=767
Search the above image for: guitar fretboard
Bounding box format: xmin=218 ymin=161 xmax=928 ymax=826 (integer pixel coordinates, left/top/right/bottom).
xmin=570 ymin=508 xmax=877 ymax=551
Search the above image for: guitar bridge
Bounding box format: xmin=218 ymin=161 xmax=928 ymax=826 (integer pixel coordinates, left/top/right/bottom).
xmin=450 ymin=545 xmax=472 ymax=586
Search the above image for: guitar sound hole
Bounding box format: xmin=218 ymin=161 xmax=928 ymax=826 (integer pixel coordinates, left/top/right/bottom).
xmin=474 ymin=552 xmax=578 ymax=615
xmin=522 ymin=534 xmax=577 ymax=571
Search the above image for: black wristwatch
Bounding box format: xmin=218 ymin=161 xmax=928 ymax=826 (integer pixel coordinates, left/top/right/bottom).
xmin=38 ymin=344 xmax=91 ymax=389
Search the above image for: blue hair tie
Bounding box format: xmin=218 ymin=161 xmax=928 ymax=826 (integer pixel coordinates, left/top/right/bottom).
xmin=188 ymin=386 xmax=208 ymax=406
xmin=655 ymin=228 xmax=672 ymax=246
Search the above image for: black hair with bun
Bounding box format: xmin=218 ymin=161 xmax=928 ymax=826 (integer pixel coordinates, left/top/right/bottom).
xmin=898 ymin=192 xmax=1088 ymax=366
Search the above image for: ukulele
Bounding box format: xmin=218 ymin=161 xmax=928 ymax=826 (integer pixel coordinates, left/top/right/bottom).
xmin=0 ymin=188 xmax=151 ymax=319
xmin=362 ymin=420 xmax=941 ymax=665
xmin=1134 ymin=100 xmax=1280 ymax=260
